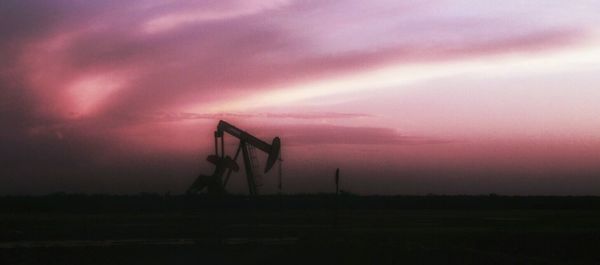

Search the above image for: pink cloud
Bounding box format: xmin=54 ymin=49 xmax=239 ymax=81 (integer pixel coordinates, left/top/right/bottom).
xmin=9 ymin=0 xmax=587 ymax=123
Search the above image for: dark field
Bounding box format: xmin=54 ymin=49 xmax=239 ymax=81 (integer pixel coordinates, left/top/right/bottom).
xmin=2 ymin=194 xmax=600 ymax=264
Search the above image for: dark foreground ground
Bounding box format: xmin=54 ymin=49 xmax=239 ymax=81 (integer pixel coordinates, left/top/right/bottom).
xmin=2 ymin=194 xmax=600 ymax=264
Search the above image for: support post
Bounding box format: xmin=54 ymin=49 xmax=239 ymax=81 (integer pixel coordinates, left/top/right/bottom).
xmin=334 ymin=168 xmax=340 ymax=228
xmin=223 ymin=144 xmax=242 ymax=186
xmin=214 ymin=131 xmax=219 ymax=156
xmin=241 ymin=141 xmax=257 ymax=196
xmin=220 ymin=133 xmax=225 ymax=158
xmin=335 ymin=168 xmax=340 ymax=195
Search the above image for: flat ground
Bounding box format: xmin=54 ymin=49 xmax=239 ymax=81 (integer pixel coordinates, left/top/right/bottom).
xmin=1 ymin=195 xmax=600 ymax=264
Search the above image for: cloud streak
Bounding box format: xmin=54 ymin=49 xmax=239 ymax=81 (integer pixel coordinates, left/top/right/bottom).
xmin=143 ymin=111 xmax=371 ymax=122
xmin=268 ymin=124 xmax=453 ymax=146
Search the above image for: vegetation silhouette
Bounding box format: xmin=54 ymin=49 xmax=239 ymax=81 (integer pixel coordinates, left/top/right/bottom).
xmin=3 ymin=193 xmax=600 ymax=213
xmin=3 ymin=194 xmax=600 ymax=264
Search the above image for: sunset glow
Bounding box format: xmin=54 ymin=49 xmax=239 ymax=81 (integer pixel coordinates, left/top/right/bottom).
xmin=2 ymin=0 xmax=600 ymax=195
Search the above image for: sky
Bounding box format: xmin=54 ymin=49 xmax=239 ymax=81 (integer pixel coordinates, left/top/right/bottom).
xmin=1 ymin=0 xmax=600 ymax=195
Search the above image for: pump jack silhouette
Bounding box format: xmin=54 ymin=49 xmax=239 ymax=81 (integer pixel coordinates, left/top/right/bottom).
xmin=187 ymin=120 xmax=281 ymax=196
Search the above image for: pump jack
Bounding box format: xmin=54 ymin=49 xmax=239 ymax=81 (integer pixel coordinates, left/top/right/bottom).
xmin=187 ymin=120 xmax=281 ymax=196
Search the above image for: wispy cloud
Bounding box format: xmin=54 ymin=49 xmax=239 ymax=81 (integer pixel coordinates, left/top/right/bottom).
xmin=142 ymin=0 xmax=291 ymax=34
